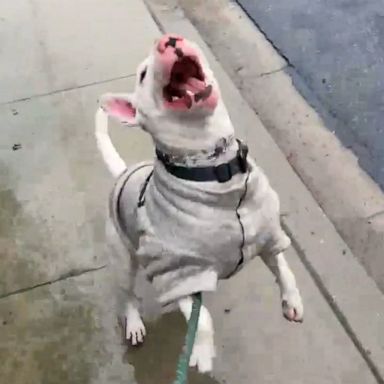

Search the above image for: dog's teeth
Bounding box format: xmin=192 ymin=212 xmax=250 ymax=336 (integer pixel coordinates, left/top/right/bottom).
xmin=186 ymin=90 xmax=193 ymax=97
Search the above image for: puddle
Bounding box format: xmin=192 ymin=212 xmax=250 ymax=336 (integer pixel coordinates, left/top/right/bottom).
xmin=0 ymin=187 xmax=47 ymax=295
xmin=0 ymin=285 xmax=97 ymax=384
xmin=125 ymin=311 xmax=221 ymax=384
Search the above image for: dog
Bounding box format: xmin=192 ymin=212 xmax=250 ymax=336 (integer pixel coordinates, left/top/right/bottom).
xmin=95 ymin=34 xmax=303 ymax=373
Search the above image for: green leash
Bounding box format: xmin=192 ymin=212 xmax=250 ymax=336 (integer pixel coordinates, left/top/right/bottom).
xmin=173 ymin=292 xmax=202 ymax=384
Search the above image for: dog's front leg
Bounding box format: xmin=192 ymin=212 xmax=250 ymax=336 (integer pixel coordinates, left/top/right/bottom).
xmin=261 ymin=252 xmax=304 ymax=322
xmin=178 ymin=296 xmax=216 ymax=373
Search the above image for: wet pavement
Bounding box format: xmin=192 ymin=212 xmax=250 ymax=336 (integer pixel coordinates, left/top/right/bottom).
xmin=0 ymin=269 xmax=131 ymax=384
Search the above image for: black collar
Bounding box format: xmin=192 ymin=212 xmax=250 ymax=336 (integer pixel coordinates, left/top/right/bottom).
xmin=156 ymin=139 xmax=249 ymax=183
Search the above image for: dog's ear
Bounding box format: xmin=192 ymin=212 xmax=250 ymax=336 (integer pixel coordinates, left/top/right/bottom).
xmin=99 ymin=93 xmax=138 ymax=126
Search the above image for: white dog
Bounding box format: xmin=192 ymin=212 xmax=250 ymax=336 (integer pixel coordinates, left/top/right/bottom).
xmin=95 ymin=34 xmax=303 ymax=373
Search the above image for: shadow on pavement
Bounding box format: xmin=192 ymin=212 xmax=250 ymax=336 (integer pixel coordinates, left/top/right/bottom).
xmin=124 ymin=311 xmax=220 ymax=384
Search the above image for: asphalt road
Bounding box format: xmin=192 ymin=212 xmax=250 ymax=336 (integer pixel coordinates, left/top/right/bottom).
xmin=237 ymin=0 xmax=384 ymax=190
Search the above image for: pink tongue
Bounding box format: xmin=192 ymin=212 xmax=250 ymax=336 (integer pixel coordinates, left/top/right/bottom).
xmin=180 ymin=78 xmax=206 ymax=93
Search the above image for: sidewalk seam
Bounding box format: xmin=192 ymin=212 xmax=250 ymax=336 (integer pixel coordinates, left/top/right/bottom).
xmin=0 ymin=265 xmax=107 ymax=301
xmin=366 ymin=210 xmax=384 ymax=220
xmin=283 ymin=220 xmax=384 ymax=384
xmin=144 ymin=0 xmax=166 ymax=33
xmin=0 ymin=74 xmax=136 ymax=106
xmin=258 ymin=66 xmax=288 ymax=77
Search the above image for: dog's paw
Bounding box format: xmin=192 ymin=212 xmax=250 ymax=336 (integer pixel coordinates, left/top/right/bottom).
xmin=189 ymin=332 xmax=216 ymax=373
xmin=282 ymin=289 xmax=304 ymax=323
xmin=125 ymin=305 xmax=146 ymax=345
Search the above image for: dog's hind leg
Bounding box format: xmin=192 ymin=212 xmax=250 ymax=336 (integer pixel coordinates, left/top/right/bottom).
xmin=261 ymin=251 xmax=304 ymax=322
xmin=178 ymin=296 xmax=216 ymax=373
xmin=106 ymin=219 xmax=146 ymax=345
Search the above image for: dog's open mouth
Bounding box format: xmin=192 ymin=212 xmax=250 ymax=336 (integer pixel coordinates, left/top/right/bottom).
xmin=163 ymin=56 xmax=212 ymax=109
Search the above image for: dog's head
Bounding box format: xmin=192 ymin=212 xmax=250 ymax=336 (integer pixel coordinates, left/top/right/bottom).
xmin=100 ymin=35 xmax=233 ymax=152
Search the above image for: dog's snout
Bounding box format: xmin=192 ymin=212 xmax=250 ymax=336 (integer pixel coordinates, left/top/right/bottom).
xmin=157 ymin=34 xmax=184 ymax=53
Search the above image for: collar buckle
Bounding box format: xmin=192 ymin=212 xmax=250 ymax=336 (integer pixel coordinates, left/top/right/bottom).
xmin=215 ymin=163 xmax=232 ymax=183
xmin=237 ymin=140 xmax=249 ymax=173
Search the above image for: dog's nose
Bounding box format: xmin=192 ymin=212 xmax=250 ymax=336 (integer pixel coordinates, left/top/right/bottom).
xmin=157 ymin=34 xmax=184 ymax=53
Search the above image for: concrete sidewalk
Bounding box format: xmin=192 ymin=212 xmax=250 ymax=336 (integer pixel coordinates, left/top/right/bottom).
xmin=0 ymin=1 xmax=383 ymax=383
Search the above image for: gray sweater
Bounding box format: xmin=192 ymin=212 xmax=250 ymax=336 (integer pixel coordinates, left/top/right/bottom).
xmin=110 ymin=158 xmax=290 ymax=305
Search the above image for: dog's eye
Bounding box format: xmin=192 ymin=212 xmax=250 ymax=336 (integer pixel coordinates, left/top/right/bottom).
xmin=139 ymin=67 xmax=147 ymax=84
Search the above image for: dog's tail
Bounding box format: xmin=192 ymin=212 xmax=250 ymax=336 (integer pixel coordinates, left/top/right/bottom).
xmin=95 ymin=108 xmax=127 ymax=178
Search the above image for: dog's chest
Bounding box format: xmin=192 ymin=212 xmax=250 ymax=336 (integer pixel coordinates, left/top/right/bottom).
xmin=139 ymin=177 xmax=242 ymax=277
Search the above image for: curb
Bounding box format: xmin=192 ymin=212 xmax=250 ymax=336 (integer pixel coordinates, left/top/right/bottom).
xmin=144 ymin=0 xmax=384 ymax=381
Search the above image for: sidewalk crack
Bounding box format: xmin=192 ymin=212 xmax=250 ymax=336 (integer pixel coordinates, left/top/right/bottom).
xmin=0 ymin=265 xmax=107 ymax=301
xmin=0 ymin=74 xmax=136 ymax=106
xmin=366 ymin=210 xmax=384 ymax=221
